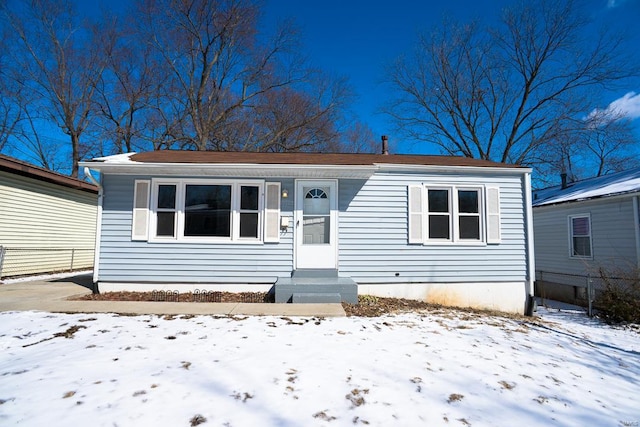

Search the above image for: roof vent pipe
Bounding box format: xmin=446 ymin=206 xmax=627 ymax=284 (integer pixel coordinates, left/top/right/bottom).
xmin=560 ymin=172 xmax=568 ymax=189
xmin=381 ymin=135 xmax=389 ymax=155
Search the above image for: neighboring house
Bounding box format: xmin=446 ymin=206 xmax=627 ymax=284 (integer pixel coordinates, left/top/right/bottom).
xmin=533 ymin=169 xmax=640 ymax=304
xmin=0 ymin=155 xmax=98 ymax=278
xmin=80 ymin=150 xmax=535 ymax=314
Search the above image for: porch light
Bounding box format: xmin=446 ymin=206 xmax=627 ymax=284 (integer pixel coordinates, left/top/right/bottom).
xmin=281 ymin=188 xmax=289 ymax=198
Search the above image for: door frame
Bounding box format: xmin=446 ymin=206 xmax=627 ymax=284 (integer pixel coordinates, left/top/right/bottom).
xmin=294 ymin=179 xmax=339 ymax=270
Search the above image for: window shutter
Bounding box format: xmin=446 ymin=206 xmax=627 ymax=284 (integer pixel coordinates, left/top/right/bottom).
xmin=486 ymin=186 xmax=501 ymax=244
xmin=132 ymin=180 xmax=150 ymax=241
xmin=408 ymin=185 xmax=424 ymax=244
xmin=264 ymin=182 xmax=281 ymax=243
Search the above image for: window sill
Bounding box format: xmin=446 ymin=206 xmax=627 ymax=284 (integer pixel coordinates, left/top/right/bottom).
xmin=414 ymin=241 xmax=487 ymax=247
xmin=147 ymin=238 xmax=264 ymax=245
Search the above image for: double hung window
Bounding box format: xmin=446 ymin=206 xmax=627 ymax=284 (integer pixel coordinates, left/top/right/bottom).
xmin=409 ymin=185 xmax=500 ymax=245
xmin=569 ymin=215 xmax=592 ymax=258
xmin=148 ymin=180 xmax=263 ymax=242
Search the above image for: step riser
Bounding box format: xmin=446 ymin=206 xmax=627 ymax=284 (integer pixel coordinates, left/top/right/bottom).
xmin=274 ymin=281 xmax=358 ymax=304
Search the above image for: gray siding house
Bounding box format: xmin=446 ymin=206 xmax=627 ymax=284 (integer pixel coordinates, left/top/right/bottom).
xmin=533 ymin=168 xmax=640 ymax=304
xmin=81 ymin=150 xmax=535 ymax=314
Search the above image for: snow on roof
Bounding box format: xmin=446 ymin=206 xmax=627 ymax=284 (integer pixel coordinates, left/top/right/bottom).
xmin=533 ymin=167 xmax=640 ymax=207
xmin=90 ymin=152 xmax=137 ymax=163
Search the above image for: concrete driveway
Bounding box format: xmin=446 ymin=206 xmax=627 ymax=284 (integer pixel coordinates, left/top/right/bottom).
xmin=0 ymin=273 xmax=346 ymax=317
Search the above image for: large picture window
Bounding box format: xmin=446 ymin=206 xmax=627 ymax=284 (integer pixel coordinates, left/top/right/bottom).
xmin=569 ymin=215 xmax=592 ymax=258
xmin=409 ymin=185 xmax=497 ymax=245
xmin=149 ymin=180 xmax=263 ymax=242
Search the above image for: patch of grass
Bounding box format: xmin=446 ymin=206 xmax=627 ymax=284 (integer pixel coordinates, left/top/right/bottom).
xmin=346 ymin=388 xmax=369 ymax=408
xmin=499 ymin=380 xmax=516 ymax=390
xmin=190 ymin=414 xmax=207 ymax=426
xmin=62 ymin=391 xmax=76 ymax=399
xmin=231 ymin=391 xmax=253 ymax=403
xmin=447 ymin=393 xmax=464 ymax=403
xmin=313 ymin=411 xmax=337 ymax=421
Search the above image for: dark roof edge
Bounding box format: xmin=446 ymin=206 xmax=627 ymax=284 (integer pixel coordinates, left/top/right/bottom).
xmin=532 ymin=189 xmax=640 ymax=208
xmin=0 ymin=155 xmax=99 ymax=194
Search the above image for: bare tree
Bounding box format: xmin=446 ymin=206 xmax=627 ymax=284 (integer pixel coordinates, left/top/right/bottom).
xmin=137 ymin=0 xmax=308 ymax=151
xmin=0 ymin=15 xmax=24 ymax=152
xmin=93 ymin=14 xmax=159 ymax=155
xmin=578 ymin=111 xmax=638 ymax=177
xmin=246 ymin=71 xmax=352 ymax=152
xmin=5 ymin=0 xmax=109 ymax=176
xmin=386 ymin=0 xmax=637 ymax=171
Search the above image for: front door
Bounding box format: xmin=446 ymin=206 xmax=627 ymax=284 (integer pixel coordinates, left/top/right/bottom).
xmin=295 ymin=180 xmax=338 ymax=269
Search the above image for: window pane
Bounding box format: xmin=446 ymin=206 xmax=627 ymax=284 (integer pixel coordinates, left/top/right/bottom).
xmin=184 ymin=185 xmax=231 ymax=237
xmin=303 ymin=216 xmax=330 ymax=244
xmin=428 ymin=190 xmax=449 ymax=213
xmin=572 ymin=217 xmax=590 ymax=236
xmin=156 ymin=212 xmax=175 ymax=236
xmin=458 ymin=190 xmax=479 ymax=213
xmin=240 ymin=213 xmax=259 ymax=238
xmin=157 ymin=185 xmax=176 ymax=209
xmin=429 ymin=214 xmax=450 ymax=239
xmin=459 ymin=216 xmax=480 ymax=239
xmin=573 ymin=237 xmax=591 ymax=257
xmin=241 ymin=186 xmax=259 ymax=210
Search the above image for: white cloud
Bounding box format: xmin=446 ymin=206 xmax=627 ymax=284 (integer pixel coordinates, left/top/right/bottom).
xmin=607 ymin=0 xmax=627 ymax=8
xmin=586 ymin=91 xmax=640 ymax=123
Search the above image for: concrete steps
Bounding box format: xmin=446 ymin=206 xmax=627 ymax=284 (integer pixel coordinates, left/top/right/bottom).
xmin=275 ymin=270 xmax=358 ymax=304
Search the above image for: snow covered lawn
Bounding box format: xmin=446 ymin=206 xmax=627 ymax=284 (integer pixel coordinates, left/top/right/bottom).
xmin=1 ymin=306 xmax=638 ymax=426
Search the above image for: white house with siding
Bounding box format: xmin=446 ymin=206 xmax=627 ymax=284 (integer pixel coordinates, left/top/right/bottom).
xmin=0 ymin=155 xmax=98 ymax=278
xmin=80 ymin=150 xmax=535 ymax=314
xmin=533 ymin=168 xmax=640 ymax=304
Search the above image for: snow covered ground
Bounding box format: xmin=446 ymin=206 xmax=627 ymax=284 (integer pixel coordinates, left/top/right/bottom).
xmin=1 ymin=305 xmax=638 ymax=427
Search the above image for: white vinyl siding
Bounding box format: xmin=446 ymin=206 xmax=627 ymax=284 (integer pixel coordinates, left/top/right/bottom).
xmin=0 ymin=170 xmax=97 ymax=277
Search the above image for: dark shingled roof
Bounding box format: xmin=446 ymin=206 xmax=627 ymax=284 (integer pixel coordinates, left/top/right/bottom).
xmin=130 ymin=151 xmax=523 ymax=169
xmin=0 ymin=154 xmax=98 ymax=194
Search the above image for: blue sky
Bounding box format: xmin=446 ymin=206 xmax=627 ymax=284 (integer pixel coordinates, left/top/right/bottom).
xmin=262 ymin=0 xmax=640 ymax=153
xmin=28 ymin=0 xmax=640 ymax=162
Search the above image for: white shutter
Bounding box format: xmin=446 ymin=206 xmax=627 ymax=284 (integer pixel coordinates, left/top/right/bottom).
xmin=408 ymin=185 xmax=424 ymax=244
xmin=486 ymin=186 xmax=501 ymax=244
xmin=132 ymin=180 xmax=150 ymax=241
xmin=264 ymin=182 xmax=281 ymax=243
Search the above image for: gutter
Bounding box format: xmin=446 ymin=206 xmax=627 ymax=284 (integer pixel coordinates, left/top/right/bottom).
xmin=523 ymin=172 xmax=536 ymax=315
xmin=84 ymin=167 xmax=103 ymax=290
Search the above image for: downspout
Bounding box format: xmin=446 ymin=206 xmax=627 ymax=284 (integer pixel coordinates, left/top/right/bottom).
xmin=634 ymin=196 xmax=640 ymax=271
xmin=84 ymin=167 xmax=103 ymax=292
xmin=523 ymin=172 xmax=536 ymax=315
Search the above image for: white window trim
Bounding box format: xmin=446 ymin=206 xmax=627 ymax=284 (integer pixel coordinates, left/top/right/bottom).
xmin=148 ymin=178 xmax=265 ymax=244
xmin=413 ymin=185 xmax=487 ymax=246
xmin=568 ymin=214 xmax=593 ymax=259
xmin=425 ymin=186 xmax=454 ymax=243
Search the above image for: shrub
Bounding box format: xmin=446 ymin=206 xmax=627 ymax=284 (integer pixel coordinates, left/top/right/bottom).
xmin=594 ymin=268 xmax=640 ymax=324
